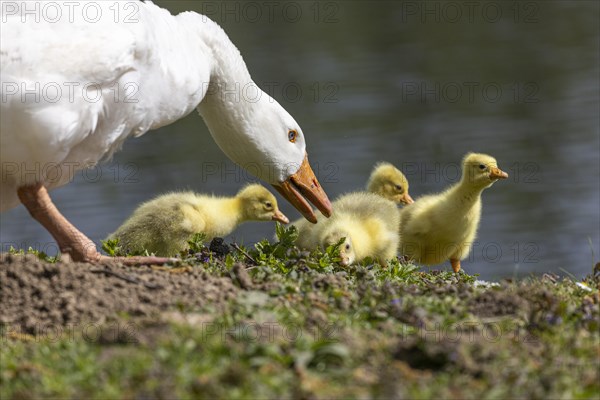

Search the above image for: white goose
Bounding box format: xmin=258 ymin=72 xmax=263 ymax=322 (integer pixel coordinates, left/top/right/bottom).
xmin=0 ymin=1 xmax=332 ymax=263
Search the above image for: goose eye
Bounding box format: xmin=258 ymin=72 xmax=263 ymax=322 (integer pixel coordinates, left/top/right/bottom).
xmin=479 ymin=164 xmax=487 ymax=170
xmin=288 ymin=129 xmax=298 ymax=143
xmin=394 ymin=184 xmax=402 ymax=191
xmin=345 ymin=244 xmax=350 ymax=250
xmin=264 ymin=201 xmax=273 ymax=208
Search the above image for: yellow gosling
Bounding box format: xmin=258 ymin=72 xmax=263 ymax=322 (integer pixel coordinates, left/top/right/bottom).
xmin=294 ymin=192 xmax=400 ymax=266
xmin=366 ymin=162 xmax=414 ymax=205
xmin=108 ymin=184 xmax=288 ymax=256
xmin=398 ymin=153 xmax=508 ymax=272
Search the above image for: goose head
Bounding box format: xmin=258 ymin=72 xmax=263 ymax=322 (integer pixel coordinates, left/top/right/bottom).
xmin=461 ymin=153 xmax=508 ymax=189
xmin=237 ymin=184 xmax=289 ymax=224
xmin=199 ymin=90 xmax=332 ymax=223
xmin=366 ymin=162 xmax=414 ymax=205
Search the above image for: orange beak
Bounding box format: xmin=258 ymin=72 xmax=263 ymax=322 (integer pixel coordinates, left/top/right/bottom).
xmin=400 ymin=192 xmax=414 ymax=205
xmin=339 ymin=256 xmax=350 ymax=267
xmin=271 ymin=209 xmax=289 ymax=224
xmin=489 ymin=167 xmax=508 ymax=180
xmin=272 ymin=154 xmax=332 ymax=224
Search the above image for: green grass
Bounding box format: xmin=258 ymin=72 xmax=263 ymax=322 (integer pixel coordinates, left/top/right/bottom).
xmin=7 ymin=246 xmax=59 ymax=263
xmin=2 ymin=226 xmax=599 ymax=399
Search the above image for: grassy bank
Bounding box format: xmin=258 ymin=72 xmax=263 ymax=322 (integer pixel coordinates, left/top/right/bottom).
xmin=1 ymin=228 xmax=599 ymax=399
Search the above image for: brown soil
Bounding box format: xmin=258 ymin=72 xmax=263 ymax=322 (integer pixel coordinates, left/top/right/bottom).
xmin=0 ymin=254 xmax=241 ymax=335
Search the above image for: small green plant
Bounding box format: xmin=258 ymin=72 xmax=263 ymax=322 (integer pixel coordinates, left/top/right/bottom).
xmin=101 ymin=238 xmax=123 ymax=257
xmin=251 ymin=224 xmax=299 ymax=265
xmin=271 ymin=224 xmax=299 ymax=258
xmin=187 ymin=233 xmax=207 ymax=254
xmin=8 ymin=246 xmax=58 ymax=263
xmin=275 ymin=223 xmax=298 ymax=247
xmin=8 ymin=246 xmax=24 ymax=256
xmin=321 ymin=238 xmax=346 ymax=268
xmin=384 ymin=259 xmax=420 ymax=281
xmin=301 ymin=238 xmax=346 ymax=272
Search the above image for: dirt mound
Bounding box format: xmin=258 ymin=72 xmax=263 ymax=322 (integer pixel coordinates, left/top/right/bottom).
xmin=468 ymin=288 xmax=530 ymax=318
xmin=0 ymin=254 xmax=240 ymax=335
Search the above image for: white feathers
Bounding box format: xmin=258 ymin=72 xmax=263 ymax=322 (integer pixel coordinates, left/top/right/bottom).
xmin=1 ymin=1 xmax=307 ymax=211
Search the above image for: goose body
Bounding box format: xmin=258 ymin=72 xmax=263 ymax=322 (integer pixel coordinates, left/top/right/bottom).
xmin=398 ymin=153 xmax=508 ymax=272
xmin=366 ymin=162 xmax=414 ymax=205
xmin=1 ymin=1 xmax=331 ymax=262
xmin=295 ymin=192 xmax=400 ymax=266
xmin=1 ymin=2 xmax=211 ymax=209
xmin=108 ymin=185 xmax=288 ymax=256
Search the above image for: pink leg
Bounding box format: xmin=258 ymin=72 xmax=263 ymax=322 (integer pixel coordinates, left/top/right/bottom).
xmin=17 ymin=183 xmax=173 ymax=265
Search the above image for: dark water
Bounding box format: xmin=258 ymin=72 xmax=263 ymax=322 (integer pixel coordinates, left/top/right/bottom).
xmin=2 ymin=1 xmax=598 ymax=280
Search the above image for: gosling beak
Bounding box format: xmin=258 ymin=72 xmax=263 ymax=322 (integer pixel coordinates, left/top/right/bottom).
xmin=489 ymin=167 xmax=509 ymax=180
xmin=271 ymin=210 xmax=290 ymax=224
xmin=400 ymin=192 xmax=414 ymax=205
xmin=273 ymin=154 xmax=332 ymax=224
xmin=339 ymin=256 xmax=350 ymax=267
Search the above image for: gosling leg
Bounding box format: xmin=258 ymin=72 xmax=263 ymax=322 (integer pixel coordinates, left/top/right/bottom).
xmin=450 ymin=258 xmax=461 ymax=273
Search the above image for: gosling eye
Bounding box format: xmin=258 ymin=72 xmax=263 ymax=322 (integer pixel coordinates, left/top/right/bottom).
xmin=264 ymin=201 xmax=273 ymax=209
xmin=479 ymin=164 xmax=487 ymax=170
xmin=394 ymin=184 xmax=403 ymax=191
xmin=288 ymin=129 xmax=298 ymax=143
xmin=345 ymin=244 xmax=351 ymax=250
